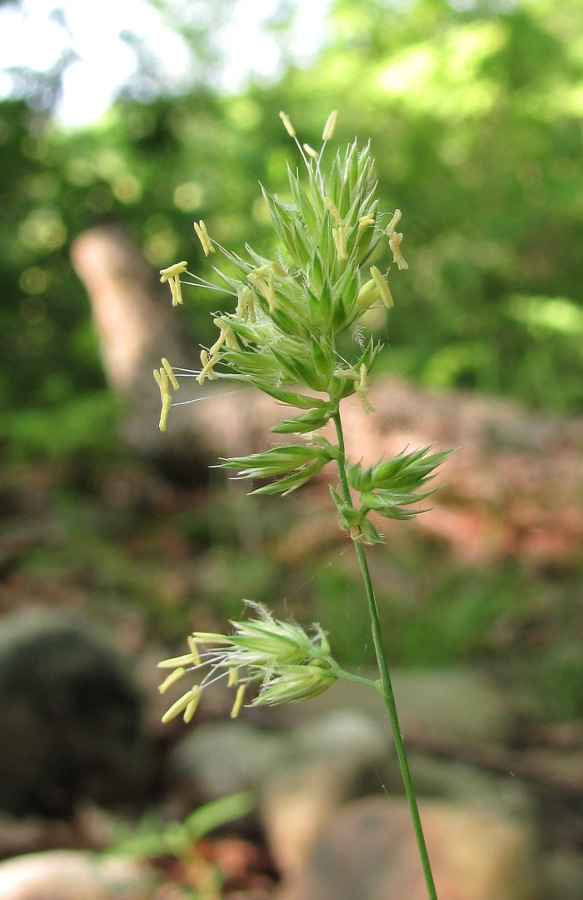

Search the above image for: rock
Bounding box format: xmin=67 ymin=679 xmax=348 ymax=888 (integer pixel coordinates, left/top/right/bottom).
xmin=168 ymin=719 xmax=284 ymax=801
xmin=0 ymin=609 xmax=152 ymax=815
xmin=391 ymin=668 xmax=515 ymax=746
xmin=401 ymin=753 xmax=533 ymax=820
xmin=278 ymin=796 xmax=544 ymax=900
xmin=0 ymin=811 xmax=77 ymax=858
xmin=168 ymin=709 xmax=392 ymax=873
xmin=0 ymin=850 xmax=151 ymax=900
xmin=267 ymin=668 xmax=516 ymax=748
xmin=259 ymin=709 xmax=391 ymax=875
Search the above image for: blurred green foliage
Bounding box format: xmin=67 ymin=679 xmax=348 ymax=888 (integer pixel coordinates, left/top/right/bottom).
xmin=109 ymin=790 xmax=255 ymax=860
xmin=1 ymin=0 xmax=582 ymax=464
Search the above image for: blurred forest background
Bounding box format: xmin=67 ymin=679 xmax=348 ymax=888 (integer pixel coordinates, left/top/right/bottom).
xmin=1 ymin=0 xmax=582 ymax=719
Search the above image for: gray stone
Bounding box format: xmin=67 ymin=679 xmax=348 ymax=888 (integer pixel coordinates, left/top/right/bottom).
xmin=269 ymin=668 xmax=516 ymax=748
xmin=260 ymin=709 xmax=391 ymax=875
xmin=0 ymin=811 xmax=76 ymax=858
xmin=0 ymin=850 xmax=152 ymax=900
xmin=0 ymin=609 xmax=152 ymax=815
xmin=278 ymin=796 xmax=544 ymax=900
xmin=391 ymin=668 xmax=516 ymax=746
xmin=401 ymin=753 xmax=534 ymax=819
xmin=168 ymin=719 xmax=284 ymax=800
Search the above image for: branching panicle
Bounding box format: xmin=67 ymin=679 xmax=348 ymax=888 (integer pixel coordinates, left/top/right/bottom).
xmin=156 ymin=110 xmax=448 ymax=900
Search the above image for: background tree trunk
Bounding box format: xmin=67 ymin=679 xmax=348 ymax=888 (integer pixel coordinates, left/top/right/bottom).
xmin=71 ymin=226 xmax=278 ymax=478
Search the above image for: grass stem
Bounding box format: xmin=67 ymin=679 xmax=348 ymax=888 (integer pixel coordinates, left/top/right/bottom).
xmin=332 ymin=409 xmax=438 ymax=900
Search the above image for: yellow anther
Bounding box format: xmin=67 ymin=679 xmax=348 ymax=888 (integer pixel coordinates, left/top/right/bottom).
xmin=154 ymin=367 xmax=173 ymax=431
xmin=271 ymin=260 xmax=286 ymax=276
xmin=389 ymin=231 xmax=408 ymax=270
xmin=279 ymin=111 xmax=296 ymax=138
xmin=225 ymin=329 xmax=240 ymax=350
xmin=193 ymin=220 xmax=215 ymax=257
xmin=154 ymin=367 xmax=168 ymax=392
xmin=159 ymin=667 xmax=186 ymax=695
xmin=370 ymin=265 xmax=395 ymax=309
xmin=198 ymin=349 xmax=219 ymax=384
xmin=386 ymin=208 xmax=402 ymax=237
xmin=159 ymin=394 xmax=172 ymax=431
xmin=230 ymin=684 xmax=246 ymax=719
xmin=169 ymin=277 xmax=183 ymax=307
xmin=158 ymin=653 xmax=198 ymax=669
xmin=155 ymin=359 xmax=179 ymax=427
xmin=211 ymin=320 xmax=240 ymax=354
xmin=236 ymin=287 xmax=256 ymax=321
xmin=160 ymin=261 xmax=188 ymax=282
xmin=324 ymin=195 xmax=344 ymax=225
xmin=183 ymin=687 xmax=201 ymax=723
xmin=160 ymin=261 xmax=187 ymax=307
xmin=333 ymin=225 xmax=347 ymax=261
xmin=161 ymin=357 xmax=179 ymax=390
xmin=161 ymin=688 xmax=198 ymax=724
xmin=303 ymin=143 xmax=319 ymax=159
xmin=209 ymin=328 xmax=227 ymax=357
xmin=252 ymin=264 xmax=271 ymax=279
xmin=247 ymin=271 xmax=262 ymax=290
xmin=228 ymin=668 xmax=239 ymax=687
xmin=356 ymin=363 xmax=375 ymax=415
xmin=248 ymin=269 xmax=277 ymax=311
xmin=359 ymin=215 xmax=375 ymax=229
xmin=187 ymin=636 xmax=201 ymax=666
xmin=322 ymin=110 xmax=339 ymax=142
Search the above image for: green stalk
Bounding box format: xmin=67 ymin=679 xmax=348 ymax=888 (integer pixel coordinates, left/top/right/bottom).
xmin=332 ymin=410 xmax=438 ymax=900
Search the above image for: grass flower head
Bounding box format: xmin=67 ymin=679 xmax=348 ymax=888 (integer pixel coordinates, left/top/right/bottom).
xmin=156 ymin=111 xmax=408 ymax=431
xmin=158 ymin=602 xmax=337 ymax=723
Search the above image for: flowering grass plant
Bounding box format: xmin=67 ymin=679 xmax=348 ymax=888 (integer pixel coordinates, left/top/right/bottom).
xmin=156 ymin=110 xmax=450 ymax=899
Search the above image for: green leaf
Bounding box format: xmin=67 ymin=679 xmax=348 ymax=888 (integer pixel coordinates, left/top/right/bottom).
xmin=346 ymin=140 xmax=359 ymax=193
xmin=348 ymin=446 xmax=453 ymax=493
xmin=358 ymin=518 xmax=384 ymax=544
xmin=261 ymin=187 xmax=294 ymax=238
xmin=250 ymin=458 xmax=328 ymax=495
xmin=271 ymin=408 xmax=332 ymax=434
xmin=328 ymin=485 xmax=363 ymax=529
xmin=270 ymin=345 xmax=327 ymax=392
xmin=287 ymin=163 xmax=319 ymax=234
xmin=310 ymin=333 xmax=335 ymax=379
xmin=360 ymin=487 xmax=437 ymax=520
xmin=252 ymin=382 xmax=329 ymax=410
xmin=220 ymin=444 xmax=328 ymax=479
xmin=309 ymin=250 xmax=326 ymax=296
xmin=347 ymin=461 xmax=375 ymax=492
xmin=220 ymin=348 xmax=282 ymax=379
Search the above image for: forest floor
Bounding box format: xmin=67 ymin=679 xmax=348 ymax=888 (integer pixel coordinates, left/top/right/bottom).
xmin=1 ymin=379 xmax=582 ymax=896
